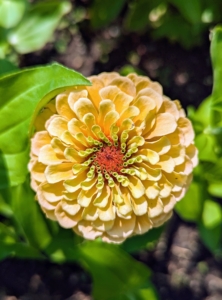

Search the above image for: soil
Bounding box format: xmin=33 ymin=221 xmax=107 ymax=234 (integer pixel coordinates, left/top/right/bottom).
xmin=1 ymin=7 xmax=221 ymax=300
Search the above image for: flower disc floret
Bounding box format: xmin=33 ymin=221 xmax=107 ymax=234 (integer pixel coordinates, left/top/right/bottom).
xmin=29 ymin=72 xmax=198 ymax=243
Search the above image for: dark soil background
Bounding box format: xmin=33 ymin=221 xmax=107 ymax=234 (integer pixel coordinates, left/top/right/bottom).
xmin=1 ymin=5 xmax=222 ymax=300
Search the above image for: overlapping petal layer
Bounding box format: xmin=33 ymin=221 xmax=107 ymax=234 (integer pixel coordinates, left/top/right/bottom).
xmin=29 ymin=73 xmax=198 ymax=243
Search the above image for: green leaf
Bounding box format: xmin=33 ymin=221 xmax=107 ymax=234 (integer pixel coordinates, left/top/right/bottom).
xmin=124 ymin=0 xmax=163 ymax=32
xmin=199 ymin=221 xmax=222 ymax=254
xmin=11 ymin=177 xmax=52 ymax=250
xmin=176 ymin=181 xmax=204 ymax=222
xmin=121 ymin=226 xmax=163 ymax=253
xmin=0 ymin=63 xmax=91 ymax=187
xmin=210 ymin=25 xmax=222 ymax=127
xmin=195 ymin=133 xmax=218 ymax=163
xmin=76 ymin=242 xmax=158 ymax=300
xmin=168 ymin=0 xmax=202 ymax=24
xmin=0 ymin=0 xmax=27 ymax=29
xmin=90 ymin=0 xmax=126 ymax=29
xmin=208 ymin=183 xmax=222 ymax=198
xmin=0 ymin=241 xmax=43 ymax=261
xmin=8 ymin=0 xmax=71 ymax=54
xmin=0 ymin=59 xmax=18 ymax=77
xmin=202 ymin=199 xmax=222 ymax=229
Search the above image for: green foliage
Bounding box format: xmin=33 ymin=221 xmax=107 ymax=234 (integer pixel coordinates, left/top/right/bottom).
xmin=175 ymin=25 xmax=222 ymax=255
xmin=8 ymin=1 xmax=71 ymax=54
xmin=0 ymin=0 xmax=70 ymax=62
xmin=90 ymin=0 xmax=126 ymax=29
xmin=77 ymin=243 xmax=159 ymax=300
xmin=0 ymin=0 xmax=27 ymax=29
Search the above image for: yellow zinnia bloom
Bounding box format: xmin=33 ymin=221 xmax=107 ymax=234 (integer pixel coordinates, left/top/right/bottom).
xmin=29 ymin=72 xmax=198 ymax=243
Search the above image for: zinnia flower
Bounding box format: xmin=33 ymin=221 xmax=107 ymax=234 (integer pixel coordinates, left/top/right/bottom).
xmin=29 ymin=72 xmax=198 ymax=243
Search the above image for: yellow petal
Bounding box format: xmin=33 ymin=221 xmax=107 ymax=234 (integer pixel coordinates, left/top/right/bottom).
xmin=86 ymin=76 xmax=104 ymax=108
xmin=135 ymin=87 xmax=162 ymax=111
xmin=74 ymin=98 xmax=98 ymax=121
xmin=113 ymin=91 xmax=133 ymax=113
xmin=45 ymin=163 xmax=73 ymax=183
xmin=64 ymin=171 xmax=87 ymax=193
xmin=31 ymin=131 xmax=51 ymax=156
xmin=61 ymin=200 xmax=81 ymax=216
xmin=140 ymin=163 xmax=162 ymax=181
xmin=77 ymin=220 xmax=102 ymax=240
xmin=93 ymin=185 xmax=110 ymax=207
xmin=162 ymin=195 xmax=176 ymax=213
xmin=98 ymin=99 xmax=115 ymax=126
xmin=147 ymin=113 xmax=177 ymax=139
xmin=155 ymin=155 xmax=175 ymax=173
xmin=55 ymin=202 xmax=82 ymax=228
xmin=148 ymin=198 xmax=163 ymax=218
xmin=68 ymin=118 xmax=87 ymax=136
xmin=109 ymin=77 xmax=136 ymax=97
xmin=106 ymin=214 xmax=136 ymax=238
xmin=77 ymin=186 xmax=97 ymax=207
xmin=39 ymin=144 xmax=65 ymax=165
xmin=82 ymin=202 xmax=98 ymax=221
xmin=131 ymin=195 xmax=148 ymax=216
xmin=144 ymin=136 xmax=171 ymax=155
xmin=68 ymin=88 xmax=88 ymax=111
xmin=160 ymin=99 xmax=179 ymax=120
xmin=93 ymin=219 xmax=114 ymax=231
xmin=144 ymin=182 xmax=160 ymax=199
xmin=98 ymin=72 xmax=119 ymax=85
xmin=56 ymin=93 xmax=75 ymax=119
xmin=98 ymin=196 xmax=115 ymax=221
xmin=119 ymin=106 xmax=140 ymax=124
xmin=178 ymin=117 xmax=195 ymax=147
xmin=103 ymin=111 xmax=119 ymax=135
xmin=99 ymin=85 xmax=120 ymax=101
xmin=133 ymin=96 xmax=156 ymax=123
xmin=134 ymin=214 xmax=152 ymax=235
xmin=31 ymin=160 xmax=46 ymax=182
xmin=186 ymin=143 xmax=198 ymax=167
xmin=46 ymin=116 xmax=68 ymax=138
xmin=128 ymin=175 xmax=145 ymax=198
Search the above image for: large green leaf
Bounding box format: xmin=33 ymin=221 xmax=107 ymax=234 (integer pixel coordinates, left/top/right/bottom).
xmin=8 ymin=1 xmax=71 ymax=54
xmin=76 ymin=242 xmax=159 ymax=300
xmin=0 ymin=0 xmax=27 ymax=29
xmin=0 ymin=63 xmax=91 ymax=187
xmin=90 ymin=0 xmax=126 ymax=29
xmin=11 ymin=177 xmax=52 ymax=250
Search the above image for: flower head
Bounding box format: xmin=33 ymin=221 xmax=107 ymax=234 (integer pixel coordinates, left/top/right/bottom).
xmin=29 ymin=72 xmax=198 ymax=243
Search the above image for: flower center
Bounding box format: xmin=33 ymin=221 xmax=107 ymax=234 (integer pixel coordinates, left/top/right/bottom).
xmin=93 ymin=145 xmax=124 ymax=175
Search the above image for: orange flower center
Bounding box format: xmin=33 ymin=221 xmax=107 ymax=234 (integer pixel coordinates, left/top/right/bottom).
xmin=93 ymin=145 xmax=124 ymax=175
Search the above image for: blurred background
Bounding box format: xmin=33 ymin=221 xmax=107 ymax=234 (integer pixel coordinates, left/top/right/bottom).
xmin=0 ymin=0 xmax=222 ymax=299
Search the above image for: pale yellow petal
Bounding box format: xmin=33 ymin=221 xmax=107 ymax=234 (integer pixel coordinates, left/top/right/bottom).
xmin=45 ymin=163 xmax=73 ymax=183
xmin=148 ymin=198 xmax=163 ymax=218
xmin=147 ymin=113 xmax=177 ymax=139
xmin=73 ymin=98 xmax=98 ymax=121
xmin=107 ymin=214 xmax=136 ymax=239
xmin=39 ymin=144 xmax=65 ymax=165
xmin=134 ymin=214 xmax=152 ymax=235
xmin=55 ymin=203 xmax=82 ymax=228
xmin=31 ymin=131 xmax=51 ymax=156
